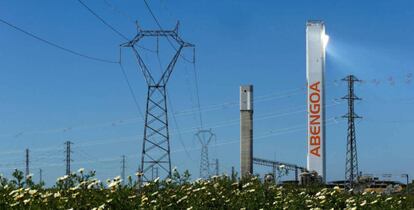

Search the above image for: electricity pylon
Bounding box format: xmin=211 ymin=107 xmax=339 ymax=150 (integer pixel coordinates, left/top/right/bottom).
xmin=122 ymin=23 xmax=193 ymax=182
xmin=342 ymin=75 xmax=362 ymax=189
xmin=64 ymin=141 xmax=73 ymax=175
xmin=25 ymin=149 xmax=29 ymax=177
xmin=196 ymin=129 xmax=215 ymax=179
xmin=121 ymin=155 xmax=126 ymax=185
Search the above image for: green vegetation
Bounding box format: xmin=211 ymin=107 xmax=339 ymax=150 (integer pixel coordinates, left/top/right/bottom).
xmin=0 ymin=168 xmax=412 ymax=209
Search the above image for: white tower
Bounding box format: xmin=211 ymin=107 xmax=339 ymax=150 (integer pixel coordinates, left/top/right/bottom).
xmin=240 ymin=85 xmax=253 ymax=177
xmin=306 ymin=21 xmax=328 ymax=182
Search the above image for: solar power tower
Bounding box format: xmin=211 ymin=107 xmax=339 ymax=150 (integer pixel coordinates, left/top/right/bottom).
xmin=306 ymin=20 xmax=329 ymax=182
xmin=121 ymin=23 xmax=193 ymax=182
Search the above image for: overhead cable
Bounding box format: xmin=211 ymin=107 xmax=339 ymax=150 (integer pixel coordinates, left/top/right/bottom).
xmin=0 ymin=17 xmax=118 ymax=64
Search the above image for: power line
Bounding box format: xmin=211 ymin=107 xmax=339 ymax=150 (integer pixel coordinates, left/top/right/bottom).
xmin=73 ymin=0 xmax=148 ymax=121
xmin=76 ymin=0 xmax=129 ymax=41
xmin=102 ymin=0 xmax=136 ymax=24
xmin=0 ymin=83 xmax=331 ymax=140
xmin=78 ymin=0 xmax=157 ymax=53
xmin=106 ymin=21 xmax=177 ymax=128
xmin=0 ymin=17 xmax=118 ymax=64
xmin=142 ymin=0 xmax=194 ymax=63
xmin=0 ymin=119 xmax=341 ymax=171
xmin=0 ymin=99 xmax=343 ymax=157
xmin=118 ymin=61 xmax=145 ymax=120
xmin=192 ymin=48 xmax=203 ymax=129
xmin=171 ymin=118 xmax=344 ymax=154
xmin=166 ymin=91 xmax=194 ymax=161
xmin=143 ymin=0 xmax=164 ymax=34
xmin=0 ymin=119 xmax=344 ymax=172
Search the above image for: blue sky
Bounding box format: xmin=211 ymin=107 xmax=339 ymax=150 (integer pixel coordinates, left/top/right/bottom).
xmin=0 ymin=0 xmax=414 ymax=185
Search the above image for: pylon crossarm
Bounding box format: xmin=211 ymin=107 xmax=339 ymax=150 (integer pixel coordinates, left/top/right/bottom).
xmin=341 ymin=95 xmax=362 ymax=100
xmin=123 ymin=28 xmax=193 ymax=47
xmin=140 ymin=30 xmax=176 ymax=37
xmin=158 ymin=45 xmax=184 ymax=85
xmin=120 ymin=34 xmax=143 ymax=47
xmin=170 ymin=33 xmax=194 ymax=48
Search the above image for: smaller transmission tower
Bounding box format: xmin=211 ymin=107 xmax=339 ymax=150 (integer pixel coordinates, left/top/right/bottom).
xmin=39 ymin=169 xmax=42 ymax=184
xmin=210 ymin=159 xmax=219 ymax=176
xmin=196 ymin=129 xmax=215 ymax=179
xmin=64 ymin=141 xmax=73 ymax=175
xmin=25 ymin=149 xmax=29 ymax=177
xmin=342 ymin=75 xmax=362 ymax=189
xmin=121 ymin=155 xmax=126 ymax=185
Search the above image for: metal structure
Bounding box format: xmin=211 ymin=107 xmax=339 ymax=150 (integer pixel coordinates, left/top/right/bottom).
xmin=121 ymin=155 xmax=126 ymax=185
xmin=231 ymin=166 xmax=236 ymax=181
xmin=196 ymin=129 xmax=215 ymax=179
xmin=210 ymin=158 xmax=219 ymax=176
xmin=342 ymin=75 xmax=362 ymax=189
xmin=39 ymin=169 xmax=42 ymax=184
xmin=64 ymin=141 xmax=73 ymax=175
xmin=122 ymin=23 xmax=193 ymax=182
xmin=151 ymin=167 xmax=159 ymax=180
xmin=402 ymin=174 xmax=410 ymax=194
xmin=253 ymin=157 xmax=307 ymax=182
xmin=306 ymin=20 xmax=329 ymax=182
xmin=240 ymin=85 xmax=253 ymax=177
xmin=25 ymin=149 xmax=29 ymax=177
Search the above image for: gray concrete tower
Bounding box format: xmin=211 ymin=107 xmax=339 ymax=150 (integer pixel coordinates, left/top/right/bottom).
xmin=240 ymin=85 xmax=253 ymax=177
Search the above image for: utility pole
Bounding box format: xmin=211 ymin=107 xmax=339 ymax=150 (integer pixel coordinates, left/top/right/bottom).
xmin=121 ymin=23 xmax=193 ymax=182
xmin=25 ymin=149 xmax=29 ymax=177
xmin=121 ymin=155 xmax=126 ymax=185
xmin=137 ymin=164 xmax=142 ymax=187
xmin=209 ymin=158 xmax=219 ymax=176
xmin=342 ymin=75 xmax=362 ymax=189
xmin=196 ymin=129 xmax=215 ymax=179
xmin=64 ymin=141 xmax=73 ymax=175
xmin=402 ymin=174 xmax=409 ymax=194
xmin=39 ymin=169 xmax=42 ymax=184
xmin=231 ymin=166 xmax=236 ymax=181
xmin=215 ymin=159 xmax=219 ymax=176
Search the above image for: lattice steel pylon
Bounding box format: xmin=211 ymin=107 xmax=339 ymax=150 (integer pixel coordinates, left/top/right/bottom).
xmin=64 ymin=141 xmax=73 ymax=176
xmin=121 ymin=23 xmax=193 ymax=182
xmin=196 ymin=129 xmax=215 ymax=179
xmin=342 ymin=75 xmax=362 ymax=189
